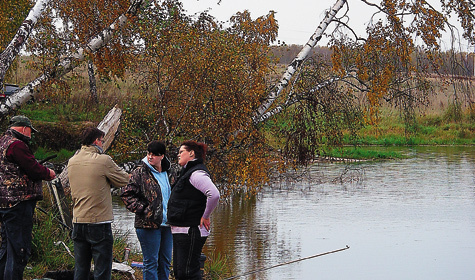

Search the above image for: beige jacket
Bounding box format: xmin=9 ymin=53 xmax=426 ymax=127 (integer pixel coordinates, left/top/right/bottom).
xmin=67 ymin=145 xmax=129 ymax=223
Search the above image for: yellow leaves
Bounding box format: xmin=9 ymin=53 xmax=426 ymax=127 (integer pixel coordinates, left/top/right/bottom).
xmin=410 ymin=0 xmax=446 ymax=49
xmin=330 ymin=45 xmax=345 ymax=77
xmin=208 ymin=135 xmax=273 ymax=196
xmin=330 ymin=7 xmax=426 ymax=126
xmin=229 ymin=10 xmax=278 ymax=45
xmin=440 ymin=0 xmax=474 ymax=42
xmin=0 ymin=0 xmax=32 ymax=51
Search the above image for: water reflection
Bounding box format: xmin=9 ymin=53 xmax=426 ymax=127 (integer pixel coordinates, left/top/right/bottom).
xmin=113 ymin=146 xmax=475 ymax=279
xmin=112 ymin=196 xmax=139 ymax=250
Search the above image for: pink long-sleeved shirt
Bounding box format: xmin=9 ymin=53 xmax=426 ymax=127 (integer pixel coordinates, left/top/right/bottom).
xmin=170 ymin=170 xmax=220 ymax=236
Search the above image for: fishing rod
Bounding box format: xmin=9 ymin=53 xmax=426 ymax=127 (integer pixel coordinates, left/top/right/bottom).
xmin=38 ymin=154 xmax=57 ymax=164
xmin=224 ymin=245 xmax=350 ymax=280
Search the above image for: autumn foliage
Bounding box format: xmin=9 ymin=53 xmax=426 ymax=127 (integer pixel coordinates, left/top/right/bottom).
xmin=108 ymin=1 xmax=280 ymax=195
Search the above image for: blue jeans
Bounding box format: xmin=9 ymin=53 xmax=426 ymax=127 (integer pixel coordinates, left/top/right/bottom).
xmin=72 ymin=223 xmax=113 ymax=280
xmin=172 ymin=227 xmax=207 ymax=280
xmin=136 ymin=226 xmax=172 ymax=280
xmin=0 ymin=200 xmax=36 ymax=280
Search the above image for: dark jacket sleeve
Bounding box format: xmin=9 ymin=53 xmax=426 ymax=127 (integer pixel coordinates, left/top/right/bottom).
xmin=120 ymin=167 xmax=148 ymax=214
xmin=6 ymin=141 xmax=50 ymax=181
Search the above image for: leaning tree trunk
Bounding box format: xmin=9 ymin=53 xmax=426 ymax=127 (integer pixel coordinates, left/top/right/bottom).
xmin=257 ymin=76 xmax=346 ymax=122
xmin=48 ymin=105 xmax=123 ymax=229
xmin=253 ymin=0 xmax=347 ymax=124
xmin=0 ymin=0 xmax=49 ymax=88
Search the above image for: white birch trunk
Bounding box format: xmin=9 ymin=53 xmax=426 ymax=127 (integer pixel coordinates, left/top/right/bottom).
xmin=257 ymin=76 xmax=344 ymax=122
xmin=0 ymin=0 xmax=49 ymax=86
xmin=0 ymin=0 xmax=144 ymax=116
xmin=253 ymin=0 xmax=347 ymax=124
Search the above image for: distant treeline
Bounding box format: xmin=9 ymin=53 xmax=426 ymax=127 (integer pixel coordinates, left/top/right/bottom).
xmin=270 ymin=44 xmax=475 ymax=77
xmin=269 ymin=45 xmax=333 ymax=65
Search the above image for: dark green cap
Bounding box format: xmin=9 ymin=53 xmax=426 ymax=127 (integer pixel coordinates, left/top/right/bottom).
xmin=9 ymin=115 xmax=38 ymax=133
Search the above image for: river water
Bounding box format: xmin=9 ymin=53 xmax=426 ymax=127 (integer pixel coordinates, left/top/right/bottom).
xmin=112 ymin=146 xmax=475 ymax=279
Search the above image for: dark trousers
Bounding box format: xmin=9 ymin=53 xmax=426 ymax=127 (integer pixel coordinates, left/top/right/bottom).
xmin=72 ymin=223 xmax=113 ymax=280
xmin=172 ymin=226 xmax=207 ymax=280
xmin=0 ymin=200 xmax=36 ymax=280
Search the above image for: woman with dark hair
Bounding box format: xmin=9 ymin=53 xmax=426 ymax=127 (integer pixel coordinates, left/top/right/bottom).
xmin=167 ymin=140 xmax=220 ymax=280
xmin=121 ymin=141 xmax=172 ymax=280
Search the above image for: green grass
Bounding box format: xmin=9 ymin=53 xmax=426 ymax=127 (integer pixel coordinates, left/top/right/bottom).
xmin=34 ymin=147 xmax=75 ymax=164
xmin=203 ymin=251 xmax=232 ymax=280
xmin=20 ymin=101 xmax=110 ymax=123
xmin=349 ymin=111 xmax=475 ymax=147
xmin=25 ymin=190 xmax=75 ymax=279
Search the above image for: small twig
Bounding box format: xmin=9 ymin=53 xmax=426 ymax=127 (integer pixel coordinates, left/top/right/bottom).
xmin=54 ymin=241 xmax=74 ymax=258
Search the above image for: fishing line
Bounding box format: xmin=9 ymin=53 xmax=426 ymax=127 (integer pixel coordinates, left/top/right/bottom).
xmin=224 ymin=245 xmax=350 ymax=280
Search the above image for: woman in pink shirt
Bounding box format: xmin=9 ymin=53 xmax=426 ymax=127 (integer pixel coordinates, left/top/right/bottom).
xmin=167 ymin=140 xmax=220 ymax=280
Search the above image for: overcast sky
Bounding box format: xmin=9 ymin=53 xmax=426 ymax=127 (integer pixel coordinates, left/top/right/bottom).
xmin=182 ymin=0 xmax=472 ymax=51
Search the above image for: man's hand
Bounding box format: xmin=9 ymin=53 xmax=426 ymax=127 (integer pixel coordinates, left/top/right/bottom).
xmin=47 ymin=168 xmax=56 ymax=180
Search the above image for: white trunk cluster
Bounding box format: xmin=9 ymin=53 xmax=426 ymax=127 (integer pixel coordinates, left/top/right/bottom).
xmin=0 ymin=0 xmax=144 ymax=116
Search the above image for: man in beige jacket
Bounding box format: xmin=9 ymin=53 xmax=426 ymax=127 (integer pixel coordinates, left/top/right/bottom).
xmin=67 ymin=127 xmax=129 ymax=280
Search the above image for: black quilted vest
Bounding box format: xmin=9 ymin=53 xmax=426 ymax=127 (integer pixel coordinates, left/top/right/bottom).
xmin=167 ymin=159 xmax=209 ymax=227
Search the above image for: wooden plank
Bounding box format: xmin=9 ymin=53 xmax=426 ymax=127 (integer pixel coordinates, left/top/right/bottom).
xmin=46 ymin=179 xmax=72 ymax=230
xmin=48 ymin=105 xmax=122 ymax=228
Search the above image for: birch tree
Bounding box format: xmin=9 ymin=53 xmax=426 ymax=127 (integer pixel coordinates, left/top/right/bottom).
xmin=254 ymin=0 xmax=474 ymax=124
xmin=0 ymin=0 xmax=144 ymax=116
xmin=252 ymin=0 xmax=347 ymax=124
xmin=0 ymin=0 xmax=49 ymax=87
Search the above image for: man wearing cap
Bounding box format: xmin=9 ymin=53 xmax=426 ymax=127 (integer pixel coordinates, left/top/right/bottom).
xmin=0 ymin=115 xmax=56 ymax=280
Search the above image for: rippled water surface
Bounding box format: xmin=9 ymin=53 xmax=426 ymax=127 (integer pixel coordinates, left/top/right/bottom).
xmin=113 ymin=146 xmax=475 ymax=279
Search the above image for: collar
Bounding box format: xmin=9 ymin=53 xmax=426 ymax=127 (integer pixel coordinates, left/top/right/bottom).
xmin=8 ymin=129 xmax=31 ymax=143
xmin=81 ymin=144 xmax=103 ymax=154
xmin=183 ymin=158 xmax=202 ymax=171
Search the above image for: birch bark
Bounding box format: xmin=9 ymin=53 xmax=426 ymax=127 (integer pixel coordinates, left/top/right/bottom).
xmin=253 ymin=0 xmax=347 ymax=124
xmin=0 ymin=0 xmax=49 ymax=86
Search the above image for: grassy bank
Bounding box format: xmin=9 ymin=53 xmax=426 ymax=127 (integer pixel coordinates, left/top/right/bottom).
xmin=24 ymin=187 xmax=144 ymax=280
xmin=321 ymin=106 xmax=474 ymax=160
